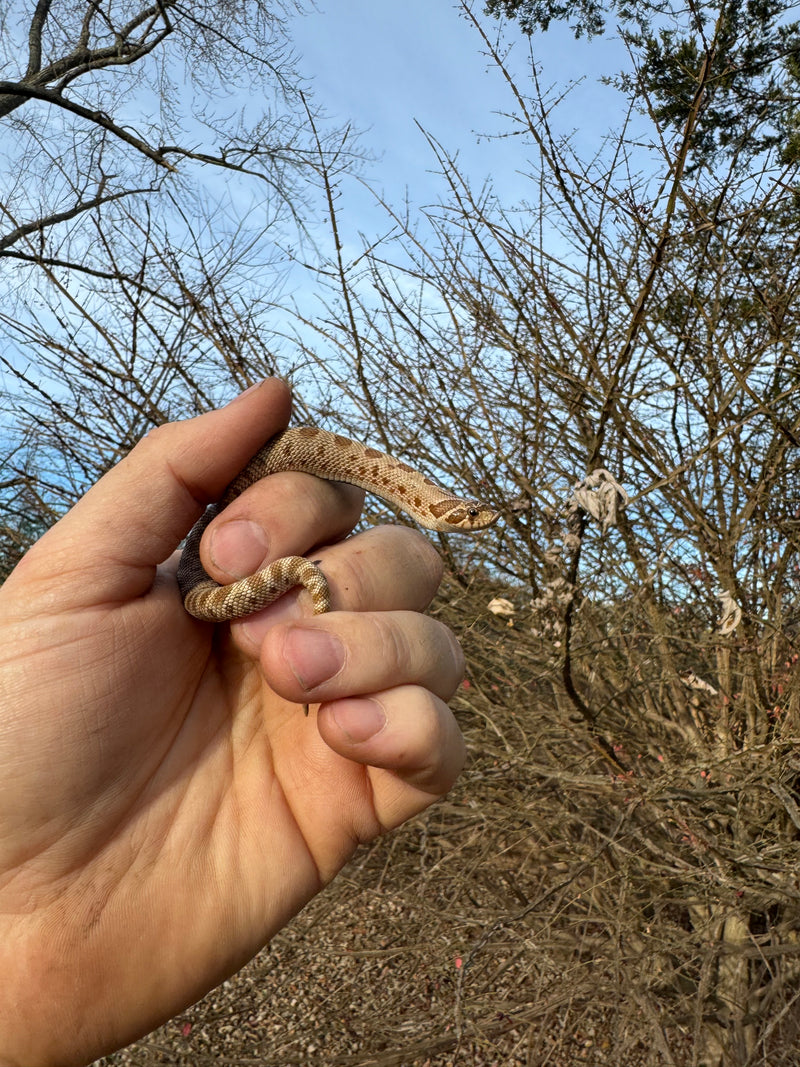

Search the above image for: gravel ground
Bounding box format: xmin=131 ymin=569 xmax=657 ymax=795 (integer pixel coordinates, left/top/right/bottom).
xmin=94 ymin=774 xmax=667 ymax=1067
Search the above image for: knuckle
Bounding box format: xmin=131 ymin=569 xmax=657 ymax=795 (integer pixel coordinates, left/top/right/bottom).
xmin=368 ymin=613 xmax=462 ymax=693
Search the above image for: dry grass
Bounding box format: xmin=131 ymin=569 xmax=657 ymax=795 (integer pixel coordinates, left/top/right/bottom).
xmin=96 ymin=739 xmax=660 ymax=1067
xmin=88 ymin=723 xmax=673 ymax=1064
xmin=95 ymin=588 xmax=800 ymax=1067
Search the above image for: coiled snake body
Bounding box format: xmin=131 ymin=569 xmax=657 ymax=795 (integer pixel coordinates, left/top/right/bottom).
xmin=178 ymin=426 xmax=499 ymax=622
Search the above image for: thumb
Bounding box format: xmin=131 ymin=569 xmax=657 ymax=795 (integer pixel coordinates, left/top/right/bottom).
xmin=8 ymin=378 xmax=292 ymax=610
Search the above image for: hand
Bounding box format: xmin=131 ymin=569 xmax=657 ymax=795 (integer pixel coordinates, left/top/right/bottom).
xmin=0 ymin=379 xmax=466 ymax=1067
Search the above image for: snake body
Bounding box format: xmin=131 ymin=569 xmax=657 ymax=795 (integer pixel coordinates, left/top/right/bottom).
xmin=178 ymin=426 xmax=499 ymax=622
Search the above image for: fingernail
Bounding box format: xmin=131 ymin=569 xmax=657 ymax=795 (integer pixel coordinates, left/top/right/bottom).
xmin=283 ymin=627 xmax=345 ymax=690
xmin=225 ymin=378 xmax=271 ymax=404
xmin=331 ymin=699 xmax=387 ymax=743
xmin=208 ymin=520 xmax=269 ymax=578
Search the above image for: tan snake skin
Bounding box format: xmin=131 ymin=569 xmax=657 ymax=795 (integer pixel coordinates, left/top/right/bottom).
xmin=178 ymin=426 xmax=499 ymax=622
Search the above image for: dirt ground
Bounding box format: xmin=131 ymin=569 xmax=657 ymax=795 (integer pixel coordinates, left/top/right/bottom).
xmin=94 ymin=717 xmax=662 ymax=1067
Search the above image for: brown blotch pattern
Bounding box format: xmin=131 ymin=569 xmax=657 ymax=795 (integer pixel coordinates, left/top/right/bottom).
xmin=180 ymin=425 xmax=498 ymax=623
xmin=429 ymin=497 xmax=460 ymax=519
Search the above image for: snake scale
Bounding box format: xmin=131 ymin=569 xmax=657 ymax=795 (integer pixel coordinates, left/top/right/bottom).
xmin=178 ymin=426 xmax=499 ymax=622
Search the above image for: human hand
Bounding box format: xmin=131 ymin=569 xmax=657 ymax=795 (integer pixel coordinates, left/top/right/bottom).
xmin=0 ymin=379 xmax=466 ymax=1067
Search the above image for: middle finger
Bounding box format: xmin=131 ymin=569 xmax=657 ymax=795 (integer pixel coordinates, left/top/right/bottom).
xmin=260 ymin=610 xmax=466 ymax=707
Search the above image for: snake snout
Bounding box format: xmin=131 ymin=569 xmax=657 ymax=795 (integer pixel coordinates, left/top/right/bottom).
xmin=447 ymin=502 xmax=500 ymax=531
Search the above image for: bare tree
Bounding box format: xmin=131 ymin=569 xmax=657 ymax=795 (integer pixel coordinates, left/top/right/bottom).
xmin=280 ymin=3 xmax=800 ymax=1062
xmin=0 ymin=0 xmax=313 ymax=261
xmin=0 ymin=0 xmax=358 ymax=558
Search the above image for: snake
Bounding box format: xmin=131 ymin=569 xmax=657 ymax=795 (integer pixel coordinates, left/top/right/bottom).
xmin=178 ymin=426 xmax=500 ymax=622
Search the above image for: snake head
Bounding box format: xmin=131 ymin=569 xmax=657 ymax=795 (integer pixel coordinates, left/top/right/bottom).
xmin=431 ymin=498 xmax=500 ymax=532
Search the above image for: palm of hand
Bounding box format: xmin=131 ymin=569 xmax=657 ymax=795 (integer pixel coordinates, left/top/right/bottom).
xmin=0 ymin=555 xmax=367 ymax=1057
xmin=0 ymin=381 xmax=465 ymax=1066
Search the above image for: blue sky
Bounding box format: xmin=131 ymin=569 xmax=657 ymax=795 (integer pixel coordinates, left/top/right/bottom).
xmin=291 ymin=1 xmax=627 ymax=223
